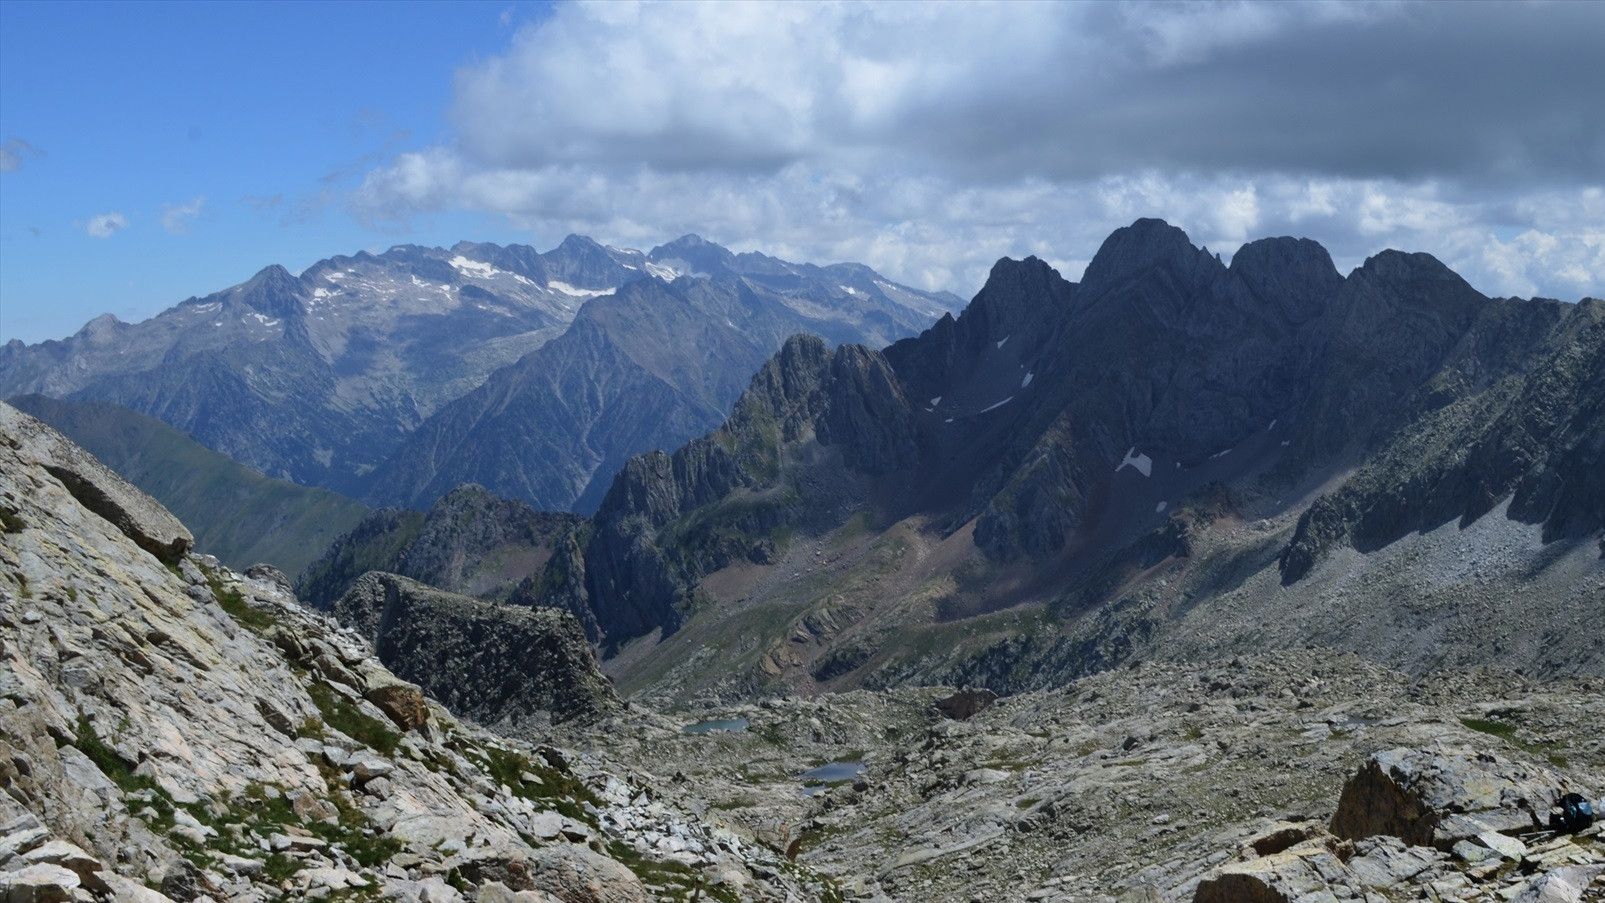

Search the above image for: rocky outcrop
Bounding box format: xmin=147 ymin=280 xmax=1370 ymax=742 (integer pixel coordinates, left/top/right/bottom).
xmin=1191 ymin=744 xmax=1600 ymax=903
xmin=550 ymin=334 xmax=920 ymax=646
xmin=333 ymin=572 xmax=619 ymax=725
xmin=932 ymin=689 xmax=997 ymax=721
xmin=1330 ymin=746 xmax=1569 ymax=848
xmin=0 ymin=401 xmax=191 ymax=563
xmin=1282 ymin=298 xmax=1605 ymax=581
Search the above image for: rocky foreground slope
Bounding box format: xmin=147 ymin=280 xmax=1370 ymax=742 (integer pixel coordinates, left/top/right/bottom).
xmin=568 ymin=652 xmax=1604 ymax=902
xmin=0 ymin=401 xmax=834 ymax=901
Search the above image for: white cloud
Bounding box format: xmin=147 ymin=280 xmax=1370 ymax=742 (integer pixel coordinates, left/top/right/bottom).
xmin=353 ymin=1 xmax=1605 ymax=301
xmin=0 ymin=138 xmax=43 ymax=173
xmin=160 ymin=196 xmax=206 ymax=234
xmin=85 ymin=212 xmax=128 ymax=239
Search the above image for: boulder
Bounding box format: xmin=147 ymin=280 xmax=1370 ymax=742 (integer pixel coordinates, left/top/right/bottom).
xmin=934 ymin=688 xmax=999 ymax=721
xmin=523 ymin=844 xmax=648 ymax=903
xmin=243 ymin=563 xmax=293 ymax=593
xmin=1192 ymin=837 xmax=1363 ymax=902
xmin=0 ymin=402 xmax=192 ymax=563
xmin=1510 ymin=865 xmax=1605 ymax=903
xmin=1330 ymin=746 xmax=1565 ymax=848
xmin=365 ymin=681 xmax=432 ymax=731
xmin=0 ymin=863 xmax=80 ymax=902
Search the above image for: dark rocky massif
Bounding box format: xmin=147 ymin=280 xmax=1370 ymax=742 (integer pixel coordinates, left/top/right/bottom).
xmin=296 ymin=483 xmax=582 ymax=608
xmin=332 ymin=572 xmax=619 ymax=727
xmin=513 ymin=219 xmax=1601 ymax=699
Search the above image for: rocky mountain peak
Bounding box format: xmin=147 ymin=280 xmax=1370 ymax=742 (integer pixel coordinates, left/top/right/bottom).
xmin=649 ymin=233 xmax=736 ymax=274
xmin=231 ymin=263 xmax=305 ymax=319
xmin=1078 ymin=217 xmax=1223 ymax=299
xmin=969 ymin=255 xmax=1073 ymax=343
xmin=1350 ymin=248 xmax=1476 ymax=296
xmin=554 ymin=233 xmax=604 ymax=254
xmin=539 ymin=233 xmax=636 ymax=288
xmin=74 ymin=312 xmax=125 ymax=341
xmin=1229 ymin=235 xmax=1344 ymax=323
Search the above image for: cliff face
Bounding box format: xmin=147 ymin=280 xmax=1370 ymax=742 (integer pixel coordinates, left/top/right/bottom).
xmin=514 ymin=220 xmax=1603 ymax=694
xmin=557 ymin=334 xmax=918 ymax=646
xmin=333 ymin=571 xmax=619 ymax=727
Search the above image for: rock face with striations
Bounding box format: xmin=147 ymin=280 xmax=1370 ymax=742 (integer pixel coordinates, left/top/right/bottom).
xmin=333 ymin=572 xmax=619 ymax=726
xmin=0 ymin=402 xmax=191 ymax=563
xmin=1329 ymin=746 xmax=1569 ymax=848
xmin=547 ymin=333 xmax=919 ymax=645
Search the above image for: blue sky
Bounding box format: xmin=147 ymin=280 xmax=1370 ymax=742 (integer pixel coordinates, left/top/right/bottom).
xmin=0 ymin=0 xmax=550 ymax=342
xmin=3 ymin=1 xmax=1601 ymax=344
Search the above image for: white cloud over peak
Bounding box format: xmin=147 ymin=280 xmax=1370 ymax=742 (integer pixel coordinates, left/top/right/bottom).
xmin=355 ymin=1 xmax=1605 ymax=300
xmin=85 ymin=212 xmax=128 ymax=239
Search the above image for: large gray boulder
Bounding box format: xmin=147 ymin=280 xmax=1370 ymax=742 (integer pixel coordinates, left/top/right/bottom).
xmin=0 ymin=401 xmax=192 ymax=564
xmin=1330 ymin=746 xmax=1569 ymax=848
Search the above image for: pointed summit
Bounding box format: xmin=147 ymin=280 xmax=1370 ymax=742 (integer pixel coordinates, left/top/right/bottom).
xmin=541 ymin=234 xmax=635 ymax=289
xmin=233 ymin=264 xmax=304 ymax=319
xmin=555 ymin=233 xmax=605 ymax=254
xmin=1079 ymin=218 xmax=1221 ymax=298
xmin=649 ymin=234 xmax=735 ymax=274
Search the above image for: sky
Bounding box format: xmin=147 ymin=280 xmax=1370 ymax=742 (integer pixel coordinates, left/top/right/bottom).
xmin=2 ymin=1 xmax=1602 ymax=344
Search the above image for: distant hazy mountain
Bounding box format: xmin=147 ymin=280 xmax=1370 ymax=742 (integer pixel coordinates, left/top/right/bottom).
xmin=361 ymin=234 xmax=958 ymax=512
xmin=515 ymin=219 xmax=1602 ymax=700
xmin=0 ymin=236 xmax=642 ymax=492
xmin=8 ymin=393 xmax=369 ymax=576
xmin=1 ymin=234 xmax=957 ymax=509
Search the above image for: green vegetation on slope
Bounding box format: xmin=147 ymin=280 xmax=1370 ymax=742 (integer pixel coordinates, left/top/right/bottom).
xmin=9 ymin=394 xmax=369 ymax=576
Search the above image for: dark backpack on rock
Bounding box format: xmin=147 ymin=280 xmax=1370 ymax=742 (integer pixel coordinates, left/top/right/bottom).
xmin=1549 ymin=793 xmax=1595 ymax=833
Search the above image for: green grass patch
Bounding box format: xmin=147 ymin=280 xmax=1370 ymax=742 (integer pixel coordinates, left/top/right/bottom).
xmin=202 ymin=565 xmax=280 ymax=633
xmin=1461 ymin=717 xmax=1519 ymax=740
xmin=307 ymin=682 xmax=399 ymax=756
xmin=457 ymin=743 xmax=601 ymax=828
xmin=69 ymin=717 xmax=178 ymax=830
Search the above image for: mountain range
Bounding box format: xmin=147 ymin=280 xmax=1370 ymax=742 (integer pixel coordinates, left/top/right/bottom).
xmin=2 ymin=218 xmax=1602 ymax=903
xmin=507 ymin=219 xmax=1602 ymax=698
xmin=0 ymin=234 xmax=957 ymax=509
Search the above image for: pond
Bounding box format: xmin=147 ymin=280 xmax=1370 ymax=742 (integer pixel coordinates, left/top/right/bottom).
xmin=800 ymin=760 xmax=864 ymax=795
xmin=682 ymin=717 xmax=750 ymax=734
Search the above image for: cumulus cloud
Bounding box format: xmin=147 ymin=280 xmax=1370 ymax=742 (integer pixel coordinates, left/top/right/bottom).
xmin=160 ymin=196 xmax=206 ymax=234
xmin=0 ymin=138 xmax=43 ymax=173
xmin=355 ymin=1 xmax=1605 ymax=299
xmin=84 ymin=212 xmax=128 ymax=239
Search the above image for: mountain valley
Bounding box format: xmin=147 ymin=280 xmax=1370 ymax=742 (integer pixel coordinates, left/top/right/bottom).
xmin=2 ymin=218 xmax=1601 ymax=903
